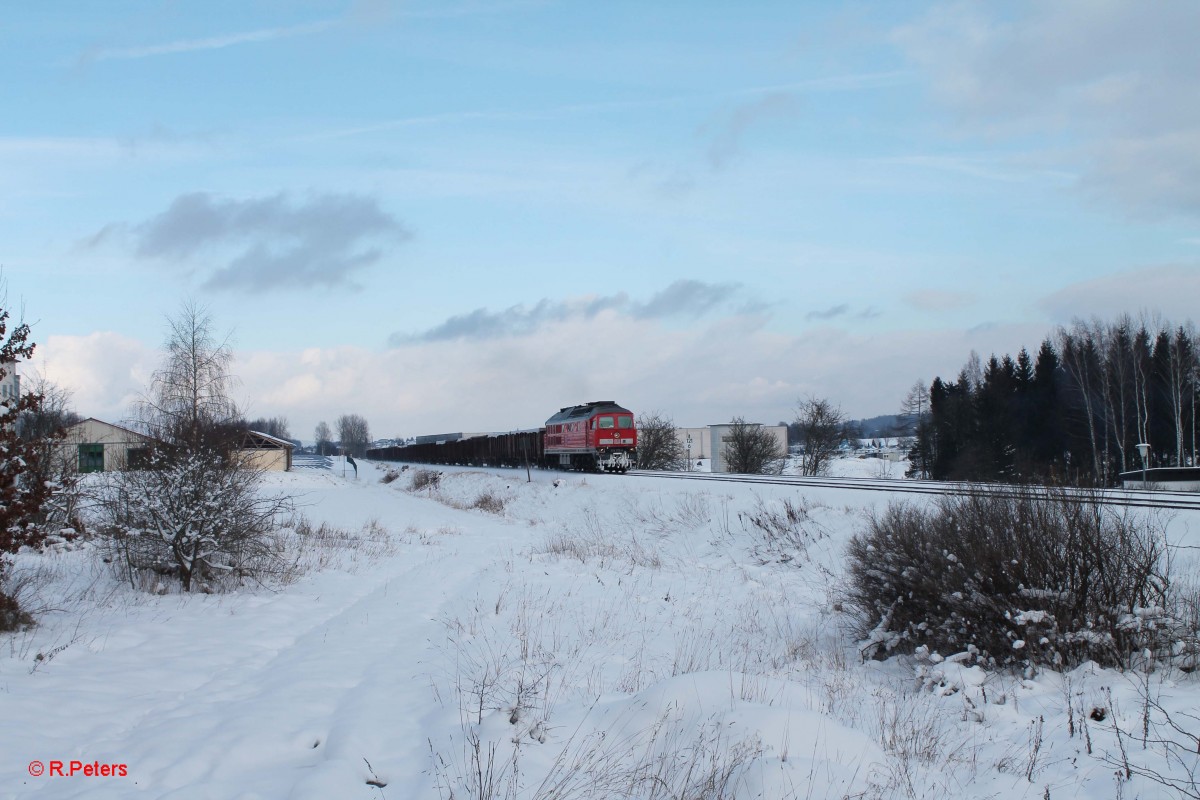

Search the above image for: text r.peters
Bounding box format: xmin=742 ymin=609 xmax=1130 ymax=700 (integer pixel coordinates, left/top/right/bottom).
xmin=48 ymin=760 xmax=128 ymax=777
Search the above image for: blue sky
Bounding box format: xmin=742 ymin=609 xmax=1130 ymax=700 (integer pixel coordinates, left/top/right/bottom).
xmin=6 ymin=0 xmax=1200 ymax=439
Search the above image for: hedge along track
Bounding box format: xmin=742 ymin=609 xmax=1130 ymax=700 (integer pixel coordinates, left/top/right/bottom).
xmin=625 ymin=470 xmax=1200 ymax=512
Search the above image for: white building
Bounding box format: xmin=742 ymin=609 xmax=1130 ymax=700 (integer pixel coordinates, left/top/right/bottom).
xmin=58 ymin=420 xmax=294 ymax=473
xmin=58 ymin=418 xmax=157 ymax=473
xmin=0 ymin=360 xmax=19 ymax=407
xmin=237 ymin=430 xmax=295 ymax=472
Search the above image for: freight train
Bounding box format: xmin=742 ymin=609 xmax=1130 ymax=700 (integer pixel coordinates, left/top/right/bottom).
xmin=365 ymin=401 xmax=638 ymax=473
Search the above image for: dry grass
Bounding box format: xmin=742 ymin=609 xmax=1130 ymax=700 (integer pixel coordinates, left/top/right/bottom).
xmin=409 ymin=468 xmax=442 ymax=491
xmin=283 ymin=516 xmax=397 ymax=578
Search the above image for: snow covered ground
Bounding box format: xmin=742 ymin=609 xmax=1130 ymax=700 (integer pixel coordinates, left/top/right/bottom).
xmin=2 ymin=459 xmax=1198 ymax=799
xmin=791 ymin=455 xmax=911 ymax=479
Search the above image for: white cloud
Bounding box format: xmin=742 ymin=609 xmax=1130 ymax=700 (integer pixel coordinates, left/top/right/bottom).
xmin=28 ymin=332 xmax=157 ymax=424
xmin=233 ymin=312 xmax=1046 ymax=440
xmin=30 ymin=311 xmax=1053 ymax=444
xmin=1039 ymin=264 xmax=1200 ymax=323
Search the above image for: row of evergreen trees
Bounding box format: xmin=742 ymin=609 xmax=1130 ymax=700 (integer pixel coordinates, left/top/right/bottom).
xmin=908 ymin=315 xmax=1199 ymax=484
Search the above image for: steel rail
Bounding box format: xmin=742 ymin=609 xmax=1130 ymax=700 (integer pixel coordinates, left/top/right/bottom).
xmin=625 ymin=471 xmax=1200 ymax=512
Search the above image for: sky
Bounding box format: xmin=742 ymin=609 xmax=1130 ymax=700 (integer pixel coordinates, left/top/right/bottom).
xmin=5 ymin=0 xmax=1200 ymax=441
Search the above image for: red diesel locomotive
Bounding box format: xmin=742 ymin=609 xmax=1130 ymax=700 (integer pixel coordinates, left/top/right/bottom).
xmin=544 ymin=400 xmax=637 ymax=473
xmin=365 ymin=400 xmax=639 ymax=472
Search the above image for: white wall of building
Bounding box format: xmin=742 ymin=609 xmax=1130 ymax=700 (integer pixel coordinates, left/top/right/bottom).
xmin=58 ymin=418 xmax=154 ymax=473
xmin=0 ymin=360 xmax=19 ymax=406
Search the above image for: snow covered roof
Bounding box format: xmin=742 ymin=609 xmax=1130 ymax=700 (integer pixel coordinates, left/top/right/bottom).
xmin=243 ymin=430 xmax=296 ymax=449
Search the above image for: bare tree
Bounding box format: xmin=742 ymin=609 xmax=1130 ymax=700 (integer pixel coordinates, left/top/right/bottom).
xmin=795 ymin=396 xmax=846 ymax=477
xmin=899 ymin=381 xmax=932 ymax=479
xmin=137 ymin=300 xmax=239 ymax=449
xmin=634 ymin=411 xmax=684 ymax=470
xmin=898 ymin=380 xmax=928 ymax=436
xmin=1059 ymin=321 xmax=1106 ymax=480
xmin=314 ymin=421 xmax=334 ymax=455
xmin=336 ymin=414 xmax=371 ymax=457
xmin=1164 ymin=324 xmax=1197 ymax=466
xmin=15 ymin=373 xmax=84 ymax=536
xmin=245 ymin=415 xmax=291 ymax=441
xmin=15 ymin=372 xmax=81 ymax=444
xmin=722 ymin=417 xmax=783 ymax=474
xmin=98 ymin=301 xmax=292 ymax=592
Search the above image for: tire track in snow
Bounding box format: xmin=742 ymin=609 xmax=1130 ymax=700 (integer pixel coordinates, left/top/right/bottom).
xmin=11 ymin=515 xmax=514 ymax=798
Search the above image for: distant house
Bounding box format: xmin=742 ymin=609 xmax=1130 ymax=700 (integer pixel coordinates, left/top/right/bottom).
xmin=59 ymin=418 xmax=157 ymax=473
xmin=58 ymin=419 xmax=294 ymax=473
xmin=0 ymin=360 xmax=19 ymax=407
xmin=237 ymin=430 xmax=294 ymax=472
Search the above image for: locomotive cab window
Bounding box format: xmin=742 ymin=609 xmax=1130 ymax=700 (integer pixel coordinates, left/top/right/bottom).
xmin=618 ymin=416 xmax=632 ymax=429
xmin=598 ymin=416 xmax=615 ymax=429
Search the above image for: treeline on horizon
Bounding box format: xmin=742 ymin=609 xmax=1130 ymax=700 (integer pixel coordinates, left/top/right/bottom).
xmin=908 ymin=314 xmax=1198 ymax=485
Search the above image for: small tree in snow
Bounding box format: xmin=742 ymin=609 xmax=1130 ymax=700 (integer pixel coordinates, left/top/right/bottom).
xmin=794 ymin=396 xmax=845 ymax=477
xmin=0 ymin=308 xmax=58 ymax=628
xmin=635 ymin=411 xmax=684 ymax=470
xmin=16 ymin=373 xmax=84 ymax=540
xmin=722 ymin=417 xmax=783 ymax=474
xmin=100 ymin=302 xmax=292 ymax=591
xmin=136 ymin=300 xmax=240 ymax=449
xmin=336 ymin=413 xmax=370 ymax=457
xmin=98 ymin=449 xmax=291 ymax=591
xmin=314 ymin=421 xmax=334 ymax=456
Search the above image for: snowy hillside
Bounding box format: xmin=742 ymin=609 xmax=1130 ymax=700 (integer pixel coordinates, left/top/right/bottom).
xmin=3 ymin=460 xmax=1198 ymax=799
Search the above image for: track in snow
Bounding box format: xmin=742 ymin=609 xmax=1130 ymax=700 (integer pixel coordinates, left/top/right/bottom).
xmin=626 ymin=470 xmax=1200 ymax=512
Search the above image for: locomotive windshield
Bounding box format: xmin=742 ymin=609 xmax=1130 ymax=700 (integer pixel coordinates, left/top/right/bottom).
xmin=598 ymin=416 xmax=615 ymax=428
xmin=618 ymin=416 xmax=632 ymax=429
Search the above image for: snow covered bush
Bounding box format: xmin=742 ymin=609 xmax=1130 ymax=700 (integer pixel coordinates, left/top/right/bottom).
xmin=410 ymin=468 xmax=442 ymax=491
xmin=846 ymin=487 xmax=1175 ymax=671
xmin=95 ymin=448 xmax=293 ymax=592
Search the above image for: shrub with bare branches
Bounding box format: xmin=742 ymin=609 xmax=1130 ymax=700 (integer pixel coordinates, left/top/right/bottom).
xmin=410 ymin=468 xmax=442 ymax=491
xmin=847 ymin=486 xmax=1174 ymax=671
xmin=96 ymin=449 xmax=293 ymax=592
xmin=721 ymin=417 xmax=783 ymax=475
xmin=635 ymin=411 xmax=684 ymax=470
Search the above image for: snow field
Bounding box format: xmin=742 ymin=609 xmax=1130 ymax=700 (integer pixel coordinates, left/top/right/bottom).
xmin=1 ymin=459 xmax=1198 ymax=798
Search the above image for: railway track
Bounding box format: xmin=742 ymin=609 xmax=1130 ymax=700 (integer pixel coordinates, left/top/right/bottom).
xmin=626 ymin=470 xmax=1200 ymax=512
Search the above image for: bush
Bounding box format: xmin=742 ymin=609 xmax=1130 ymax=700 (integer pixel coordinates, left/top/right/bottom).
xmin=471 ymin=491 xmax=506 ymax=514
xmin=721 ymin=417 xmax=783 ymax=475
xmin=96 ymin=448 xmax=292 ymax=592
xmin=409 ymin=468 xmax=442 ymax=491
xmin=635 ymin=411 xmax=684 ymax=470
xmin=846 ymin=487 xmax=1173 ymax=671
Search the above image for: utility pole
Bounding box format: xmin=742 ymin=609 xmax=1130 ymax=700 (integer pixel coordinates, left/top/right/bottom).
xmin=523 ymin=437 xmax=531 ymax=483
